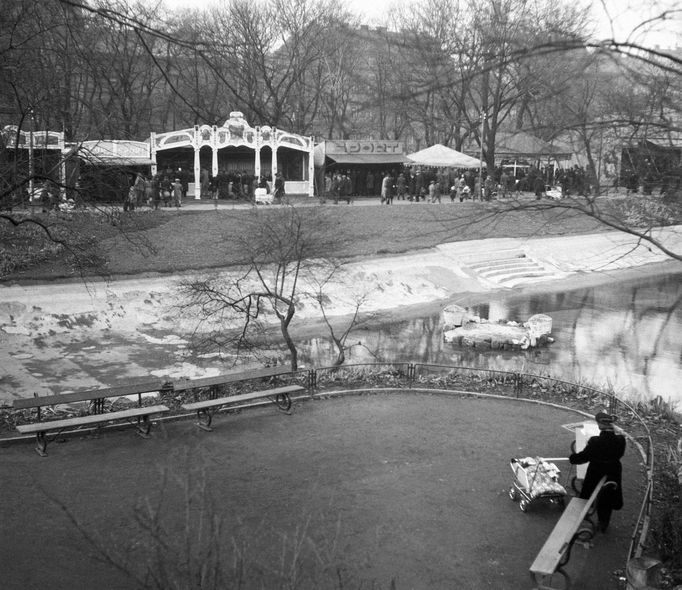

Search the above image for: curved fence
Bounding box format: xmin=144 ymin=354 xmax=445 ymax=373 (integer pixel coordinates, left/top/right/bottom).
xmin=4 ymin=360 xmax=655 ymax=572
xmin=300 ymin=361 xmax=654 ymax=566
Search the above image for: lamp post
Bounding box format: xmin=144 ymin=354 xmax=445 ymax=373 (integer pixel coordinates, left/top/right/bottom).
xmin=478 ymin=111 xmax=486 ymax=200
xmin=28 ymin=108 xmax=35 ymax=210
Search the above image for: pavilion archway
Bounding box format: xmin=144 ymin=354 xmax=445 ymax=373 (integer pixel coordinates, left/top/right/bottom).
xmin=150 ymin=111 xmax=314 ymax=198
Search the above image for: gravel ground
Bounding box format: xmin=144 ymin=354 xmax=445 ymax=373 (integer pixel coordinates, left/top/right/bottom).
xmin=0 ymin=392 xmax=645 ymax=590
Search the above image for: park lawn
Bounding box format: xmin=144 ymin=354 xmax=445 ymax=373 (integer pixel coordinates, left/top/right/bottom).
xmin=4 ymin=199 xmax=619 ymax=280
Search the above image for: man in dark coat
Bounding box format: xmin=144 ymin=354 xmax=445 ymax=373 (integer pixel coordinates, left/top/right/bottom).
xmin=569 ymin=411 xmax=626 ymax=532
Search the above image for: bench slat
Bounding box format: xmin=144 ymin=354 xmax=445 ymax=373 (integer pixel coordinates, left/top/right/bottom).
xmin=529 ymin=498 xmax=588 ymax=574
xmin=172 ymin=366 xmax=292 ymax=392
xmin=530 ymin=476 xmax=608 ymax=576
xmin=15 ymin=405 xmax=170 ymax=434
xmin=181 ymin=385 xmax=304 ymax=411
xmin=13 ymin=380 xmax=165 ymax=410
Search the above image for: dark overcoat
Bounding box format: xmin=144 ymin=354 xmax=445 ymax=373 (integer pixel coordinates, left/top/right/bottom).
xmin=569 ymin=430 xmax=626 ymax=511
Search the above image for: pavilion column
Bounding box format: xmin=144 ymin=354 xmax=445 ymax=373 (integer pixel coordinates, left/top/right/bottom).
xmin=150 ymin=132 xmax=157 ymax=176
xmin=254 ymin=144 xmax=261 ymax=181
xmin=193 ymin=145 xmax=201 ymax=199
xmin=212 ymin=148 xmax=218 ymax=177
xmin=211 ymin=125 xmax=218 ymax=177
xmin=272 ymin=147 xmax=278 ymax=176
xmin=308 ymin=137 xmax=314 ymax=197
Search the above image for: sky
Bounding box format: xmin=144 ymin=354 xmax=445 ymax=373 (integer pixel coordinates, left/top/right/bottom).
xmin=156 ymin=0 xmax=682 ymax=49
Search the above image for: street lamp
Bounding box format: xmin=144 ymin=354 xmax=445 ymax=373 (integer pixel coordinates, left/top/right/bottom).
xmin=479 ymin=111 xmax=486 ymax=200
xmin=28 ymin=108 xmax=35 ymax=209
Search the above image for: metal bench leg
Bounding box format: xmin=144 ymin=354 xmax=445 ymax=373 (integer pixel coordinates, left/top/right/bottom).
xmin=531 ymin=568 xmax=570 ymax=590
xmin=274 ymin=393 xmax=292 ymax=413
xmin=196 ymin=409 xmax=213 ymax=432
xmin=35 ymin=431 xmax=48 ymax=457
xmin=135 ymin=414 xmax=152 ymax=439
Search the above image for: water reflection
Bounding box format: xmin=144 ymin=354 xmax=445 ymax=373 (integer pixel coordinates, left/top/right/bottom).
xmin=299 ymin=272 xmax=682 ymax=407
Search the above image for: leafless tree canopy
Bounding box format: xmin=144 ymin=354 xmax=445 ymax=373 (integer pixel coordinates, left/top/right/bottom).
xmin=1 ymin=0 xmax=681 ymax=271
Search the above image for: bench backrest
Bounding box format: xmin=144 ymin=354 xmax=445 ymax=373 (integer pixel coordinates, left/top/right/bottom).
xmin=529 ymin=476 xmax=608 ymax=575
xmin=13 ymin=379 xmax=165 ymax=410
xmin=171 ymin=366 xmax=293 ymax=392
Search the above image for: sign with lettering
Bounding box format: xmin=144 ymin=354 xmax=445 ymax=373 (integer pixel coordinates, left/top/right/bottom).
xmin=326 ymin=140 xmax=404 ymax=155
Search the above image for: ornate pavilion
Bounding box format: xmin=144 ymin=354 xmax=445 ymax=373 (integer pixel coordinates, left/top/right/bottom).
xmin=150 ymin=111 xmax=314 ymax=198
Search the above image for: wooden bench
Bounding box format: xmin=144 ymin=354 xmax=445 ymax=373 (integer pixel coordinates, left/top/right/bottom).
xmin=529 ymin=476 xmax=615 ymax=589
xmin=171 ymin=365 xmax=293 ymax=394
xmin=13 ymin=380 xmax=171 ymax=456
xmin=181 ymin=384 xmax=305 ymax=431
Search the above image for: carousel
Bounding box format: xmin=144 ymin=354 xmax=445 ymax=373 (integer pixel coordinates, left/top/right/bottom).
xmin=150 ymin=111 xmax=314 ymax=198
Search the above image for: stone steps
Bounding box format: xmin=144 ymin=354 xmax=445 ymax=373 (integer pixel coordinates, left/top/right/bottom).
xmin=462 ymin=252 xmax=569 ymax=288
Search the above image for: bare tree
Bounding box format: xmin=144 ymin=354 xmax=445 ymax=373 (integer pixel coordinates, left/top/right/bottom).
xmin=177 ymin=207 xmax=347 ymax=371
xmin=308 ymin=262 xmax=372 ymax=366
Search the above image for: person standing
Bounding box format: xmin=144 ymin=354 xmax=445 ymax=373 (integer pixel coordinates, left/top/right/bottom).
xmin=160 ymin=176 xmax=172 ymax=207
xmin=396 ymin=172 xmax=407 ymax=200
xmin=172 ymin=178 xmax=183 ymax=208
xmin=428 ymin=179 xmax=441 ymax=203
xmin=124 ymin=185 xmax=136 ymax=211
xmin=415 ymin=169 xmax=424 ymax=201
xmin=274 ymin=172 xmax=285 ymax=203
xmin=484 ymin=175 xmax=495 ymax=201
xmin=499 ymin=170 xmax=509 ymax=199
xmin=569 ymin=411 xmax=626 ymax=532
xmin=150 ymin=174 xmax=161 ymax=209
xmin=133 ymin=173 xmax=145 ymax=208
xmin=408 ymin=170 xmax=417 ymax=201
xmin=381 ymin=172 xmax=394 ymax=204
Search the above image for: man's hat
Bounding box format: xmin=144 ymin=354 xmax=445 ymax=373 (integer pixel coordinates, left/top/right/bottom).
xmin=595 ymin=411 xmax=616 ymax=425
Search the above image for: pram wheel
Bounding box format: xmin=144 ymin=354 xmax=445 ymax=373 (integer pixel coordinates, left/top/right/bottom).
xmin=519 ymin=499 xmax=529 ymax=512
xmin=571 ymin=475 xmax=581 ymax=495
xmin=509 ymin=486 xmax=519 ymax=501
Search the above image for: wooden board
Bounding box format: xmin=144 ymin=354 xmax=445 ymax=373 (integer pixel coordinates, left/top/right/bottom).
xmin=15 ymin=405 xmax=170 ymax=434
xmin=172 ymin=366 xmax=292 ymax=392
xmin=181 ymin=385 xmax=304 ymax=411
xmin=13 ymin=380 xmax=165 ymax=410
xmin=529 ymin=477 xmax=607 ymax=576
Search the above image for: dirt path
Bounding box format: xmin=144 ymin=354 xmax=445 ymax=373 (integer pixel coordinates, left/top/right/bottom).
xmin=0 ymin=393 xmax=643 ymax=589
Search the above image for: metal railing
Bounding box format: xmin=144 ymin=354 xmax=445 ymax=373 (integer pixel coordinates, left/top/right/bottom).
xmin=306 ymin=362 xmax=654 ymax=565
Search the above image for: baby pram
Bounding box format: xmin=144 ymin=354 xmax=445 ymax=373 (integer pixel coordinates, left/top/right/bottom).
xmin=509 ymin=457 xmax=568 ymax=512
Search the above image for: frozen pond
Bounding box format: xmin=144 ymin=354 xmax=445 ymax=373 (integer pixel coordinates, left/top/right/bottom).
xmin=299 ymin=271 xmax=682 ymax=408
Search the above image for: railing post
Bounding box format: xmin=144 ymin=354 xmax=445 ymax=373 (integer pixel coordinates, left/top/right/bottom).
xmin=407 ymin=363 xmax=416 ymax=385
xmin=307 ymin=368 xmax=317 ymax=391
xmin=514 ymin=373 xmax=522 ymax=397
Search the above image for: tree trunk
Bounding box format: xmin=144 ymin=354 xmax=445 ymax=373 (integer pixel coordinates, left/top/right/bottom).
xmin=280 ymin=318 xmax=298 ymax=372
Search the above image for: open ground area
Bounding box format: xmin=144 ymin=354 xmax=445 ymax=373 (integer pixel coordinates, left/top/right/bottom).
xmin=3 ymin=194 xmax=671 ymax=281
xmin=0 ymin=393 xmax=644 ymax=589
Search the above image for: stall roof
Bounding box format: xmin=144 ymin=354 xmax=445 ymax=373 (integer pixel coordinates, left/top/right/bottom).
xmin=496 ymin=131 xmax=572 ymax=159
xmin=79 ymin=140 xmax=152 ymax=166
xmin=407 ymin=144 xmax=484 ymax=168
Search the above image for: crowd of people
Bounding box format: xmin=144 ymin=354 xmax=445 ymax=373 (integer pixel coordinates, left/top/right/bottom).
xmin=122 ymin=167 xmax=288 ymax=210
xmin=320 ymin=164 xmax=593 ymax=204
xmin=120 ymin=163 xmax=595 ymax=210
xmin=123 ymin=171 xmax=182 ymax=211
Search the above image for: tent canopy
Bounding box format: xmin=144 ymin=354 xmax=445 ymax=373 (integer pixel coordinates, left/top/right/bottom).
xmin=406 ymin=144 xmax=484 ymax=168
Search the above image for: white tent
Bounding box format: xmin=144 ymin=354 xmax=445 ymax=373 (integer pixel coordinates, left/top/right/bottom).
xmin=406 ymin=144 xmax=484 ymax=168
